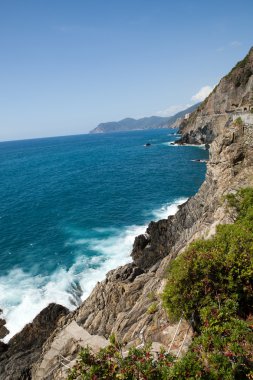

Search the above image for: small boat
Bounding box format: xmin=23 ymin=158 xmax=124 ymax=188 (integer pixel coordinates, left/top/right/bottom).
xmin=144 ymin=142 xmax=151 ymax=147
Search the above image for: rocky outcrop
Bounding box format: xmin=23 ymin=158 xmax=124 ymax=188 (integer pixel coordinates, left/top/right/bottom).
xmin=0 ymin=304 xmax=68 ymax=380
xmin=0 ymin=309 xmax=9 ymax=340
xmin=60 ymin=47 xmax=253 ymax=361
xmin=178 ymin=47 xmax=253 ymax=145
xmin=1 ymin=47 xmax=253 ymax=380
xmin=32 ymin=320 xmax=109 ymax=380
xmin=31 ymin=264 xmax=192 ymax=379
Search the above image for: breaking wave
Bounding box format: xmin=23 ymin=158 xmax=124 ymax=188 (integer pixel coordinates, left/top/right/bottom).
xmin=0 ymin=198 xmax=186 ymax=342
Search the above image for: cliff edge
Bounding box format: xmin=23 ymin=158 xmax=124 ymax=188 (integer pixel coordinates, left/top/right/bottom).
xmin=1 ymin=47 xmax=253 ymax=380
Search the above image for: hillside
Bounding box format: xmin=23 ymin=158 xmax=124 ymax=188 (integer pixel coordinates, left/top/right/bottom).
xmin=1 ymin=48 xmax=253 ymax=379
xmin=89 ymin=104 xmax=199 ymax=134
xmin=178 ymin=47 xmax=253 ymax=145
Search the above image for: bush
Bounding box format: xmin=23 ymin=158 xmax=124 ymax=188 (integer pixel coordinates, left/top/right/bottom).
xmin=68 ymin=337 xmax=175 ymax=380
xmin=170 ymin=308 xmax=253 ymax=380
xmin=68 ymin=189 xmax=253 ymax=379
xmin=147 ymin=303 xmax=158 ymax=314
xmin=162 ymin=188 xmax=253 ymax=378
xmin=162 ymin=188 xmax=253 ymax=324
xmin=234 ymin=117 xmax=243 ymax=126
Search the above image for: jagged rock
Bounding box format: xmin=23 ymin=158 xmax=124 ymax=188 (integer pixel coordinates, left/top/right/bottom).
xmin=0 ymin=303 xmax=69 ymax=380
xmin=2 ymin=47 xmax=253 ymax=380
xmin=32 ymin=46 xmax=253 ymax=379
xmin=32 ymin=320 xmax=109 ymax=380
xmin=0 ymin=309 xmax=9 ymax=339
xmin=178 ymin=47 xmax=253 ymax=145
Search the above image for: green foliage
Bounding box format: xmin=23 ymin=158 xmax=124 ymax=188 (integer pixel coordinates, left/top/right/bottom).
xmin=170 ymin=306 xmax=253 ymax=380
xmin=147 ymin=291 xmax=157 ymax=302
xmin=234 ymin=117 xmax=243 ymax=126
xmin=226 ymin=188 xmax=253 ymax=221
xmin=68 ymin=337 xmax=175 ymax=380
xmin=162 ymin=188 xmax=253 ymax=323
xmin=147 ymin=303 xmax=158 ymax=314
xmin=68 ymin=188 xmax=253 ymax=379
xmin=161 ymin=188 xmax=253 ymax=378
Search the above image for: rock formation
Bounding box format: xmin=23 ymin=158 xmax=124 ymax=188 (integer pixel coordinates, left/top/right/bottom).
xmin=1 ymin=47 xmax=253 ymax=380
xmin=0 ymin=309 xmax=9 ymax=340
xmin=178 ymin=47 xmax=253 ymax=145
xmin=0 ymin=304 xmax=68 ymax=380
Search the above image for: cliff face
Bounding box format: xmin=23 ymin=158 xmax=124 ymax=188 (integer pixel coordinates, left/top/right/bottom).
xmin=1 ymin=48 xmax=253 ymax=380
xmin=0 ymin=304 xmax=68 ymax=380
xmin=179 ymin=47 xmax=253 ymax=144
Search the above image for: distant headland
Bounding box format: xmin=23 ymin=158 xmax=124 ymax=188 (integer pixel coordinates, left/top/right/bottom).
xmin=89 ymin=103 xmax=199 ymax=134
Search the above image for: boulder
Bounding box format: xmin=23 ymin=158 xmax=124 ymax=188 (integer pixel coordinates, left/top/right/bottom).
xmin=0 ymin=303 xmax=69 ymax=380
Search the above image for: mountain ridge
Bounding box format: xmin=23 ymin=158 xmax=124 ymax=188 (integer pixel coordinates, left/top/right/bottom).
xmin=89 ymin=103 xmax=199 ymax=134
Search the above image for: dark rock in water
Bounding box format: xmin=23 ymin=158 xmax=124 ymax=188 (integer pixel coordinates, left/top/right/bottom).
xmin=191 ymin=159 xmax=208 ymax=163
xmin=0 ymin=325 xmax=9 ymax=340
xmin=0 ymin=303 xmax=69 ymax=380
xmin=0 ymin=309 xmax=9 ymax=339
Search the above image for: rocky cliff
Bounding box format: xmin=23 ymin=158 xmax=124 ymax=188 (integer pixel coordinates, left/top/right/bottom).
xmin=1 ymin=47 xmax=253 ymax=380
xmin=178 ymin=47 xmax=253 ymax=145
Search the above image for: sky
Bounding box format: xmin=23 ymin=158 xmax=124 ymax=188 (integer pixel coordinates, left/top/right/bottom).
xmin=0 ymin=0 xmax=253 ymax=141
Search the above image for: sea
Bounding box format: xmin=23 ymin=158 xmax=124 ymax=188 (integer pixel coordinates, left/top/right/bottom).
xmin=0 ymin=129 xmax=208 ymax=341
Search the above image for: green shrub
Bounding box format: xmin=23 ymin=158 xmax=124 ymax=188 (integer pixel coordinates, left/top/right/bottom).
xmin=161 ymin=188 xmax=253 ymax=378
xmin=147 ymin=303 xmax=158 ymax=314
xmin=162 ymin=188 xmax=253 ymax=324
xmin=147 ymin=291 xmax=157 ymax=302
xmin=234 ymin=117 xmax=243 ymax=126
xmin=68 ymin=189 xmax=253 ymax=379
xmin=170 ymin=309 xmax=253 ymax=380
xmin=68 ymin=337 xmax=175 ymax=380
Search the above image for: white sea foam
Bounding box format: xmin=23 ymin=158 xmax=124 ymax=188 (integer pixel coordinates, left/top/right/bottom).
xmin=150 ymin=198 xmax=188 ymax=220
xmin=0 ymin=198 xmax=187 ymax=342
xmin=0 ymin=267 xmax=78 ymax=341
xmin=163 ymin=141 xmax=206 ymax=149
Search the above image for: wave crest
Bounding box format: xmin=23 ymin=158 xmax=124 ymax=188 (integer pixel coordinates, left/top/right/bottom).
xmin=0 ymin=198 xmax=186 ymax=341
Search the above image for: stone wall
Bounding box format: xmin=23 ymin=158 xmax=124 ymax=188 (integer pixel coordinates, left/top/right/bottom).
xmin=232 ymin=112 xmax=253 ymax=125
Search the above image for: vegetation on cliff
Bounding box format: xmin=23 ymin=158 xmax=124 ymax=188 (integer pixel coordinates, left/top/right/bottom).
xmin=68 ymin=188 xmax=253 ymax=379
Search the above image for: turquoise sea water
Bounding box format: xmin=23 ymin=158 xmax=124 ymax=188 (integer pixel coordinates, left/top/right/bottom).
xmin=0 ymin=129 xmax=208 ymax=340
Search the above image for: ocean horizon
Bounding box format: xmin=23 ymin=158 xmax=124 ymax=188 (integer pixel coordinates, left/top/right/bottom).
xmin=0 ymin=128 xmax=208 ymax=341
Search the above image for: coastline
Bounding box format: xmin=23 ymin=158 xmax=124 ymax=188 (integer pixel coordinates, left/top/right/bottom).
xmin=0 ymin=197 xmax=190 ymax=343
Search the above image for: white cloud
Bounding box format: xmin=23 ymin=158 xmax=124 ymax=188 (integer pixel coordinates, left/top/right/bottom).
xmin=156 ymin=84 xmax=214 ymax=117
xmin=156 ymin=104 xmax=191 ymax=117
xmin=230 ymin=40 xmax=242 ymax=48
xmin=191 ymin=85 xmax=213 ymax=102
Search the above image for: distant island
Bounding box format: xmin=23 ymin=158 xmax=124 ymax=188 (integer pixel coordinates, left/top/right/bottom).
xmin=89 ymin=103 xmax=199 ymax=134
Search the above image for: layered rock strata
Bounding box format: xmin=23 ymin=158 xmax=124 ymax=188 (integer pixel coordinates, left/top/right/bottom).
xmin=0 ymin=304 xmax=68 ymax=380
xmin=1 ymin=47 xmax=253 ymax=380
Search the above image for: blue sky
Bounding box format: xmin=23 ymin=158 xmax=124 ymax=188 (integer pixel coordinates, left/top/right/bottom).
xmin=0 ymin=0 xmax=252 ymax=140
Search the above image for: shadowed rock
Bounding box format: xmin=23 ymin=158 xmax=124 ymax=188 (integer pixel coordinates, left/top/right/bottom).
xmin=0 ymin=303 xmax=69 ymax=380
xmin=0 ymin=309 xmax=9 ymax=340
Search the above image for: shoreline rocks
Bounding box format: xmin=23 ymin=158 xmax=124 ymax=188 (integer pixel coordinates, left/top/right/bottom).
xmin=0 ymin=46 xmax=252 ymax=380
xmin=0 ymin=303 xmax=69 ymax=380
xmin=0 ymin=309 xmax=9 ymax=340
